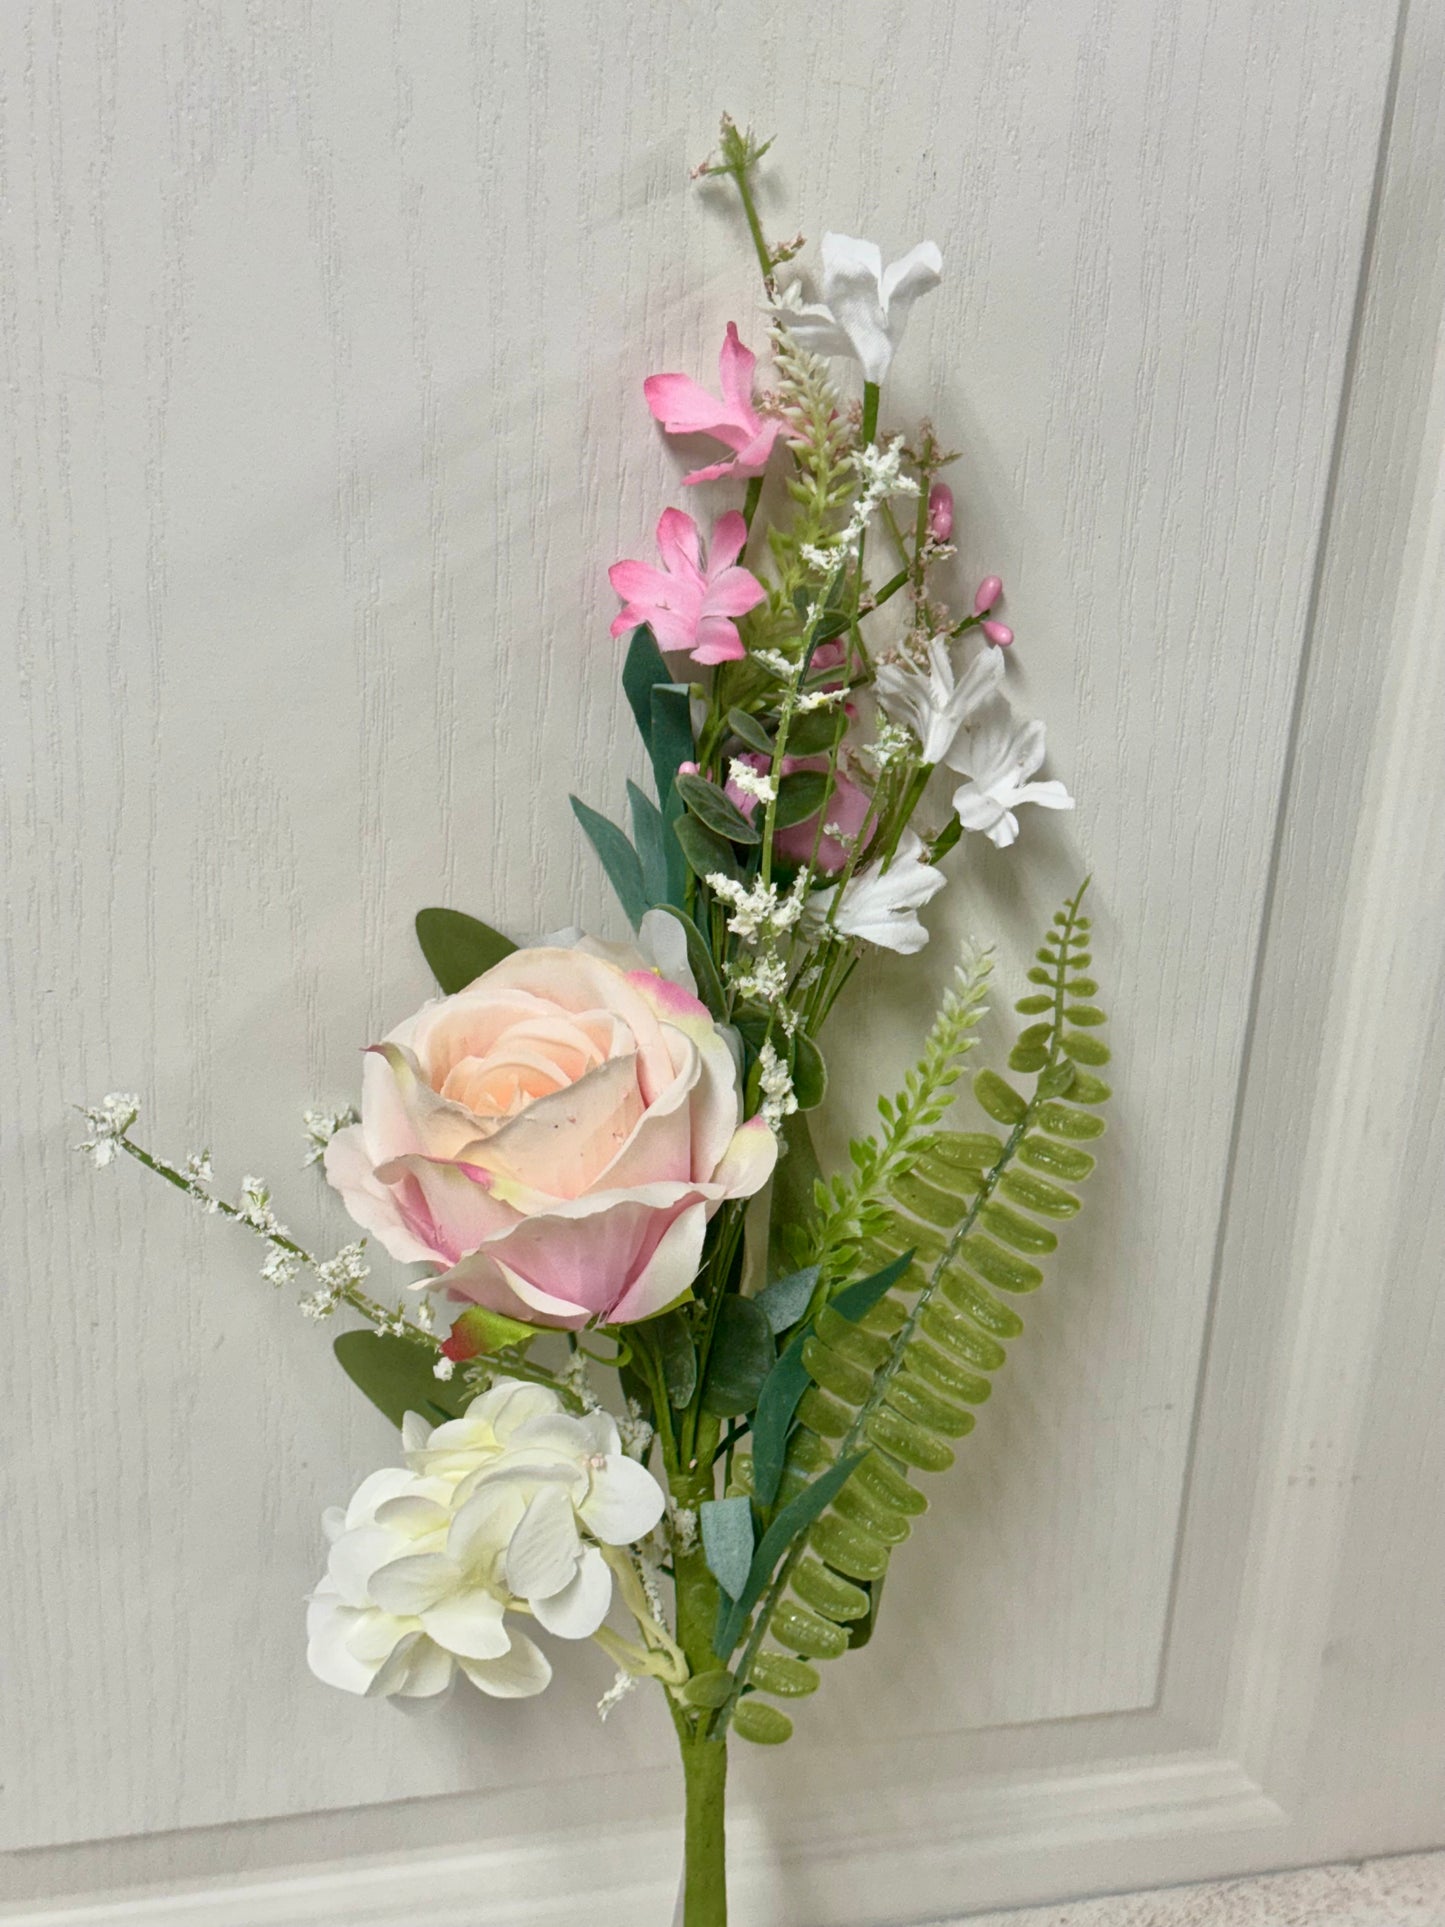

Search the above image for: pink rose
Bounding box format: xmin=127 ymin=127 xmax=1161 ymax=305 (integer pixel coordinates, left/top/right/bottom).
xmin=324 ymin=947 xmax=776 ymax=1329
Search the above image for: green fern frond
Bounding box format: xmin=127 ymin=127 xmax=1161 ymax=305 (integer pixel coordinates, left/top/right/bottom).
xmin=794 ymin=947 xmax=993 ymax=1288
xmin=727 ymin=882 xmax=1108 ymax=1738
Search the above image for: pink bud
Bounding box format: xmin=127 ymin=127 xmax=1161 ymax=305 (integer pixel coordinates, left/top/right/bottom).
xmin=678 ymin=760 xmax=700 ymax=777
xmin=973 ymin=575 xmax=1003 ymax=615
xmin=981 ymin=620 xmax=1014 ymax=647
xmin=927 ymin=484 xmax=954 ymax=543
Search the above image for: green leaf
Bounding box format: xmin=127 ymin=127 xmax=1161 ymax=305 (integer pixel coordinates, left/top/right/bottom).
xmin=569 ymin=797 xmax=649 ymax=930
xmin=831 ymin=1249 xmax=916 ymax=1324
xmin=716 ymin=1452 xmax=865 ymax=1655
xmin=626 ymin=780 xmax=671 ymax=908
xmin=727 ymin=708 xmax=775 ymax=754
xmin=928 ymin=812 xmax=963 ymax=863
xmin=650 ymin=1307 xmax=698 ymax=1407
xmin=846 ymin=1573 xmax=886 ymax=1650
xmin=332 ymin=1330 xmax=467 ymax=1431
xmin=676 ymin=771 xmax=761 ymax=845
xmin=790 ymin=1032 xmax=827 ymax=1110
xmin=700 ymin=1496 xmax=754 ymax=1600
xmin=647 ymin=903 xmax=728 ymax=1018
xmin=757 ymin=1265 xmax=819 ymax=1334
xmin=767 ymin=1109 xmax=825 ymax=1281
xmin=674 ymin=812 xmax=743 ymax=884
xmin=786 ymin=705 xmax=848 ymax=756
xmin=649 ymin=682 xmax=696 ymax=805
xmin=701 ymin=1295 xmax=776 ymax=1416
xmin=414 ymin=908 xmax=516 ymax=995
xmin=772 ymin=769 xmax=831 ymax=830
xmin=749 ymin=1330 xmax=813 ymax=1511
xmin=622 ymin=625 xmax=671 ymax=753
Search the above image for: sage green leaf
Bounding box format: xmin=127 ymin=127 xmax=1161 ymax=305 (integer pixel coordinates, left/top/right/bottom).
xmin=772 ymin=770 xmax=830 ymax=829
xmin=974 ymin=1068 xmax=1027 ymax=1124
xmin=569 ymin=797 xmax=649 ymax=930
xmin=651 ymin=1307 xmax=698 ymax=1407
xmin=749 ymin=1328 xmax=812 ymax=1511
xmin=332 ymin=1330 xmax=466 ymax=1431
xmin=767 ymin=1110 xmax=824 ymax=1281
xmin=414 ymin=908 xmax=516 ymax=995
xmin=727 ymin=708 xmax=775 ymax=754
xmin=757 ymin=1265 xmax=819 ymax=1334
xmin=831 ymin=1249 xmax=916 ymax=1324
xmin=677 ymin=771 xmax=760 ymax=845
xmin=701 ymin=1295 xmax=776 ymax=1416
xmin=716 ymin=1451 xmax=864 ymax=1656
xmin=650 ymin=682 xmax=696 ymax=803
xmin=647 ymin=903 xmax=728 ymax=1018
xmin=626 ymin=780 xmax=671 ymax=908
xmin=733 ymin=1700 xmax=793 ymax=1744
xmin=790 ymin=1033 xmax=827 ymax=1110
xmin=674 ymin=812 xmax=743 ymax=884
xmin=787 ymin=705 xmax=848 ymax=756
xmin=700 ymin=1496 xmax=754 ymax=1600
xmin=621 ymin=625 xmax=670 ymax=754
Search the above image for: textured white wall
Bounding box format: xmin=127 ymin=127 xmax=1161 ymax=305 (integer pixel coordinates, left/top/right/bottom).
xmin=0 ymin=0 xmax=1411 ymax=1912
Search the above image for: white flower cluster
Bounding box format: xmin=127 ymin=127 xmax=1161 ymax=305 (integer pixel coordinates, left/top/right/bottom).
xmin=307 ymin=1379 xmax=668 ymax=1702
xmin=757 ymin=1039 xmax=799 ymax=1134
xmin=75 ymin=1092 xmax=140 ymax=1168
xmin=302 ymin=1107 xmax=358 ymax=1168
xmin=707 ymin=872 xmax=809 ymax=1016
xmin=727 ymin=758 xmax=776 ymax=806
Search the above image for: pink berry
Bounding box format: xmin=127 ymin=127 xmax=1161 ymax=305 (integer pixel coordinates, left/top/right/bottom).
xmin=973 ymin=575 xmax=1003 ymax=615
xmin=981 ymin=620 xmax=1014 ymax=647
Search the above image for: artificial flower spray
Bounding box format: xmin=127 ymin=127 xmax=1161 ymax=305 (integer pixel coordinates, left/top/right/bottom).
xmin=83 ymin=117 xmax=1109 ymax=1926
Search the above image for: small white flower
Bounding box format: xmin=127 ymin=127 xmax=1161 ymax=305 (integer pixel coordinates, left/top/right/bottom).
xmin=808 ymin=829 xmax=946 ymax=955
xmin=597 ymin=1668 xmax=639 ymax=1721
xmin=182 ymin=1149 xmax=213 ymax=1185
xmin=777 ymin=233 xmax=943 ymax=384
xmin=261 ymin=1246 xmax=301 ymax=1290
xmin=237 ymin=1176 xmax=286 ymax=1239
xmin=876 ymin=638 xmax=1004 ymax=766
xmin=432 ymin=1356 xmax=456 ymax=1382
xmin=755 ymin=648 xmax=797 ymax=679
xmin=946 ymin=701 xmax=1075 ymax=848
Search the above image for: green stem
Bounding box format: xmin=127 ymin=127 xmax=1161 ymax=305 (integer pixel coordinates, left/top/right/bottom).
xmin=742 ymin=474 xmax=764 ymax=532
xmin=679 ymin=1731 xmax=729 ymax=1926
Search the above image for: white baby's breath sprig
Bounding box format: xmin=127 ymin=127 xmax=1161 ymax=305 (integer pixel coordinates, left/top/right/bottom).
xmin=302 ymin=1107 xmax=358 ymax=1168
xmin=727 ymin=758 xmax=777 ymax=806
xmin=757 ymin=1039 xmax=799 ymax=1134
xmin=73 ymin=1105 xmax=440 ymax=1352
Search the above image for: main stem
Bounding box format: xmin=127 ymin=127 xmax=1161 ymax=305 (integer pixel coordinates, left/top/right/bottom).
xmin=671 ymin=1469 xmax=729 ymax=1925
xmin=679 ymin=1731 xmax=728 ymax=1927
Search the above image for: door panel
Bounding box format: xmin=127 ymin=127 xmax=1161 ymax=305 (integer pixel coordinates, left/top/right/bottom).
xmin=3 ymin=0 xmax=1440 ymax=1919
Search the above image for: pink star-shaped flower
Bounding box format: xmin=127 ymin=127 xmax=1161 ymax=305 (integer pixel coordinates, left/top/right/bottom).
xmin=609 ymin=508 xmax=766 ymax=665
xmin=643 ymin=324 xmax=783 ymax=485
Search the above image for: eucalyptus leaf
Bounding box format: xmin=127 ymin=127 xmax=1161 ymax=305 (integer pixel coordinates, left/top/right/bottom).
xmin=414 ymin=908 xmax=517 ymax=995
xmin=767 ymin=1110 xmax=824 ymax=1280
xmin=773 ymin=770 xmax=830 ymax=830
xmin=626 ymin=780 xmax=671 ymax=908
xmin=790 ymin=1033 xmax=827 ymax=1111
xmin=677 ymin=771 xmax=761 ymax=846
xmin=749 ymin=1329 xmax=813 ymax=1511
xmin=569 ymin=796 xmax=649 ymax=930
xmin=622 ymin=625 xmax=670 ymax=756
xmin=787 ymin=706 xmax=849 ymax=757
xmin=700 ymin=1295 xmax=776 ymax=1417
xmin=727 ymin=708 xmax=775 ymax=755
xmin=716 ymin=1451 xmax=864 ymax=1656
xmin=700 ymin=1496 xmax=754 ymax=1601
xmin=649 ymin=682 xmax=696 ymax=806
xmin=333 ymin=1330 xmax=467 ymax=1431
xmin=647 ymin=903 xmax=728 ymax=1018
xmin=674 ymin=813 xmax=743 ymax=884
xmin=651 ymin=1307 xmax=699 ymax=1408
xmin=831 ymin=1249 xmax=917 ymax=1325
xmin=756 ymin=1265 xmax=820 ymax=1335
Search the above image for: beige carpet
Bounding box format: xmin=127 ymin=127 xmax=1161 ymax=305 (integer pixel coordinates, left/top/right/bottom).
xmin=932 ymin=1852 xmax=1445 ymax=1925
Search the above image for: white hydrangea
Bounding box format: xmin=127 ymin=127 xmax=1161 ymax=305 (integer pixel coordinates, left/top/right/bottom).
xmin=307 ymin=1380 xmax=668 ymax=1703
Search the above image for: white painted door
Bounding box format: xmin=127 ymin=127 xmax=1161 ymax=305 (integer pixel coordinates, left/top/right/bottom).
xmin=4 ymin=2 xmax=1443 ymax=1922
